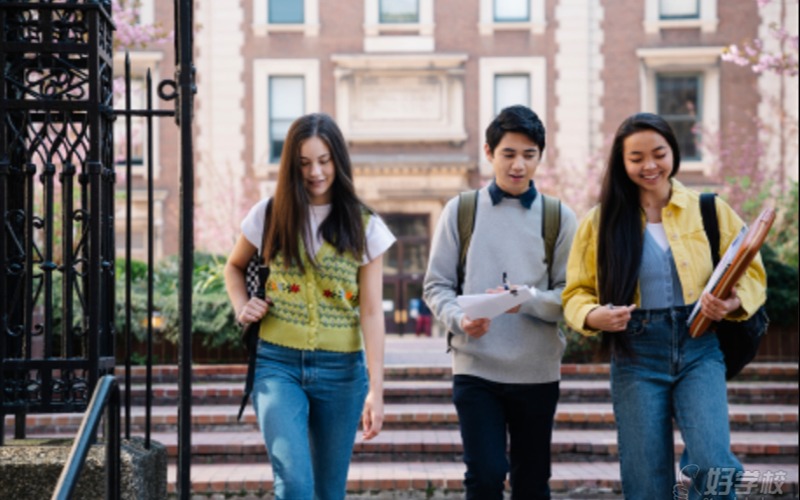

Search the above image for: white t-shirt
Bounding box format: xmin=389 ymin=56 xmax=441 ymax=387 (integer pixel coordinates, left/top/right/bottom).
xmin=646 ymin=222 xmax=670 ymax=252
xmin=241 ymin=198 xmax=396 ymax=265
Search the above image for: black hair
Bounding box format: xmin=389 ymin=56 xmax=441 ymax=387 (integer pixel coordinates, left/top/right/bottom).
xmin=597 ymin=112 xmax=681 ymax=357
xmin=485 ymin=105 xmax=546 ymax=155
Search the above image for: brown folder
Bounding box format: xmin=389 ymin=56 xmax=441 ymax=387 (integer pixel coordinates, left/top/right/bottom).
xmin=688 ymin=207 xmax=775 ymax=338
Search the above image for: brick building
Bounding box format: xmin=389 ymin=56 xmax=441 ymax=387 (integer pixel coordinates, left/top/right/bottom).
xmin=121 ymin=0 xmax=798 ymax=334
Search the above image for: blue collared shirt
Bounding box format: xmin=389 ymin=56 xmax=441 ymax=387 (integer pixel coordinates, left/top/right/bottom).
xmin=488 ymin=179 xmax=538 ymax=209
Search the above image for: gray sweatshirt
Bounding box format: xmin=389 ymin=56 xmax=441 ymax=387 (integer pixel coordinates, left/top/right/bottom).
xmin=423 ymin=186 xmax=578 ymax=384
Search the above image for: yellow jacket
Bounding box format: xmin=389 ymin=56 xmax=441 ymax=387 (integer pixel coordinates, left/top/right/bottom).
xmin=562 ymin=179 xmax=767 ymax=336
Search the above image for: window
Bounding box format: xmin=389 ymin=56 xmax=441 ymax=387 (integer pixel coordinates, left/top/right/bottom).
xmin=494 ymin=75 xmax=530 ymax=114
xmin=253 ymin=59 xmax=320 ymax=170
xmin=364 ymin=0 xmax=433 ymax=52
xmin=380 ymin=0 xmax=419 ymax=23
xmin=253 ymin=0 xmax=319 ymax=36
xmin=479 ymin=0 xmax=544 ymax=35
xmin=479 ymin=57 xmax=546 ymax=174
xmin=657 ymin=74 xmax=702 ymax=160
xmin=494 ymin=0 xmax=529 ymax=22
xmin=644 ymin=0 xmax=716 ymax=33
xmin=637 ymin=47 xmax=722 ymax=171
xmin=659 ymin=0 xmax=699 ymax=19
xmin=269 ymin=76 xmax=305 ymax=163
xmin=269 ymin=0 xmax=304 ymax=23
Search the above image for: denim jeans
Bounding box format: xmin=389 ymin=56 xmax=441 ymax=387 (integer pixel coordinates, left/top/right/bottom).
xmin=611 ymin=305 xmax=742 ymax=500
xmin=251 ymin=340 xmax=368 ymax=500
xmin=452 ymin=374 xmax=560 ymax=500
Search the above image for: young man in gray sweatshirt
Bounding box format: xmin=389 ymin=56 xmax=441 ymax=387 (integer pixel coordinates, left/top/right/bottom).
xmin=423 ymin=105 xmax=577 ymax=499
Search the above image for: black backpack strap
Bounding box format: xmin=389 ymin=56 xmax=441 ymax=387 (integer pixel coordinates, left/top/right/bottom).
xmin=238 ymin=199 xmax=273 ymax=421
xmin=700 ymin=193 xmax=720 ymax=267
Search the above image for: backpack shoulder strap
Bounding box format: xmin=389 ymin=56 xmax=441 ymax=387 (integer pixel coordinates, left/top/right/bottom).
xmin=541 ymin=193 xmax=562 ymax=288
xmin=258 ymin=198 xmax=274 ymax=262
xmin=456 ymin=190 xmax=478 ymax=293
xmin=699 ymin=193 xmax=720 ymax=267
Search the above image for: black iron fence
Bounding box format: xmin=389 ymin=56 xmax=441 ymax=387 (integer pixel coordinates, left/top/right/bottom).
xmin=1 ymin=0 xmax=117 ymax=441
xmin=2 ymin=0 xmax=195 ymax=497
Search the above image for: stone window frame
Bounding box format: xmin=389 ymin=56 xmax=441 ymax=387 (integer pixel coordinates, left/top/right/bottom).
xmin=252 ymin=0 xmax=320 ymax=36
xmin=644 ymin=0 xmax=718 ymax=34
xmin=478 ymin=0 xmax=545 ymax=36
xmin=253 ymin=59 xmax=320 ymax=176
xmin=637 ymin=47 xmax=723 ymax=173
xmin=364 ymin=0 xmax=434 ymax=52
xmin=478 ymin=57 xmax=547 ymax=175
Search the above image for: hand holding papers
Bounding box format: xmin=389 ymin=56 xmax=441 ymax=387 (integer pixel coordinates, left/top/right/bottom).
xmin=457 ymin=285 xmax=536 ymax=320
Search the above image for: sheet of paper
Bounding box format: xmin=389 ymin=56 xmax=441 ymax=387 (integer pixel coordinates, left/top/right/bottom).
xmin=457 ymin=286 xmax=536 ymax=320
xmin=687 ymin=225 xmax=747 ymax=326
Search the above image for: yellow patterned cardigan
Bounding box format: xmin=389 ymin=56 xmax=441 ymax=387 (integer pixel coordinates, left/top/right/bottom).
xmin=258 ymin=228 xmax=367 ymax=353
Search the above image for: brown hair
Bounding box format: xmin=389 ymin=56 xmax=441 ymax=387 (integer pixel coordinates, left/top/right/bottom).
xmin=265 ymin=113 xmax=369 ymax=271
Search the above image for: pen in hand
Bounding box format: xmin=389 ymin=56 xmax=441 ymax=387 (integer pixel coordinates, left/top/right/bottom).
xmin=502 ymin=272 xmax=517 ymax=296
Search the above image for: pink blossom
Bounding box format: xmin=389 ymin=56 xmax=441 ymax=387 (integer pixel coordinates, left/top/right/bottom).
xmin=112 ymin=1 xmax=173 ymax=51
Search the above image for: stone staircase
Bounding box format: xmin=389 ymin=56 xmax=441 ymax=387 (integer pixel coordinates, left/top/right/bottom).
xmin=4 ymin=337 xmax=798 ymax=498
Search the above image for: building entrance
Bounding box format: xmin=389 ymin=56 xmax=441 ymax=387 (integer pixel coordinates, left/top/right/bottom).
xmin=381 ymin=214 xmax=429 ymax=335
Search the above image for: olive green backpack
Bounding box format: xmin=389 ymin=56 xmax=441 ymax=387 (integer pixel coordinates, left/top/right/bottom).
xmin=447 ymin=190 xmax=561 ymax=350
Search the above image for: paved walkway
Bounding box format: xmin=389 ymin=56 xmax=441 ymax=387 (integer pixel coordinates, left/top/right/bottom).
xmin=384 ymin=335 xmax=451 ymax=367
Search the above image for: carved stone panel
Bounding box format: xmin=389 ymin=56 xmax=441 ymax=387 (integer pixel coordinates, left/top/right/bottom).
xmin=333 ymin=54 xmax=468 ymax=143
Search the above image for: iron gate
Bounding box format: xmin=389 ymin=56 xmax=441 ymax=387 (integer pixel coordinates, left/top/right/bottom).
xmin=1 ymin=0 xmax=196 ymax=497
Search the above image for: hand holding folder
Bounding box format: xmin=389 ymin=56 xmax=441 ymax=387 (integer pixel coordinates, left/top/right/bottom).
xmin=687 ymin=207 xmax=775 ymax=338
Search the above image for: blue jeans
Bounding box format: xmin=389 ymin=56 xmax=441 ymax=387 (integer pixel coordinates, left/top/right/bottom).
xmin=611 ymin=305 xmax=742 ymax=500
xmin=251 ymin=340 xmax=368 ymax=500
xmin=452 ymin=374 xmax=559 ymax=500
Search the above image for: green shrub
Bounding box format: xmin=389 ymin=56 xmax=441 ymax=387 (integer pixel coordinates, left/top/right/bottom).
xmin=560 ymin=321 xmax=603 ymax=363
xmin=762 ymin=244 xmax=799 ymax=327
xmin=115 ymin=252 xmax=239 ymax=348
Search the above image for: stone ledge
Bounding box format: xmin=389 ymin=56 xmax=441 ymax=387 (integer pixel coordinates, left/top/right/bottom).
xmin=0 ymin=436 xmax=166 ymax=499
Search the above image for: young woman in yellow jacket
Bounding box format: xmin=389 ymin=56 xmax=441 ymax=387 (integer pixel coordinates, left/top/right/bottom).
xmin=562 ymin=113 xmax=766 ymax=500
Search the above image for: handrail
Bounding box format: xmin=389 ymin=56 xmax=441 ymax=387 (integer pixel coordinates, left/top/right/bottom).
xmin=51 ymin=374 xmax=121 ymax=500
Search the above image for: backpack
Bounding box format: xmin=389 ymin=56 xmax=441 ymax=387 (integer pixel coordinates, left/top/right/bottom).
xmin=699 ymin=193 xmax=769 ymax=380
xmin=447 ymin=190 xmax=562 ymax=350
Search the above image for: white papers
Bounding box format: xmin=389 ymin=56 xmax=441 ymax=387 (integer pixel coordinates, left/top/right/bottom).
xmin=457 ymin=286 xmax=536 ymax=320
xmin=687 ymin=226 xmax=747 ymax=326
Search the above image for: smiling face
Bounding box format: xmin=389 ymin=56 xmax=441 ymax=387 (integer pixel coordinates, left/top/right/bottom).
xmin=622 ymin=130 xmax=674 ymax=197
xmin=300 ymin=136 xmax=336 ymax=205
xmin=485 ymin=131 xmax=541 ymax=196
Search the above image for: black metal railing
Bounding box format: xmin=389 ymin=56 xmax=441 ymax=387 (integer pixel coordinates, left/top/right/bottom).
xmin=51 ymin=374 xmax=120 ymax=500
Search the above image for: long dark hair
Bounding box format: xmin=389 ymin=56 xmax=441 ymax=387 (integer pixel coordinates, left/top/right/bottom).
xmin=597 ymin=112 xmax=681 ymax=356
xmin=266 ymin=113 xmax=368 ymax=271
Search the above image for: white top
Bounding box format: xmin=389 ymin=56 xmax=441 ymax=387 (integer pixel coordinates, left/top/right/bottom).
xmin=646 ymin=222 xmax=670 ymax=252
xmin=241 ymin=198 xmax=396 ymax=265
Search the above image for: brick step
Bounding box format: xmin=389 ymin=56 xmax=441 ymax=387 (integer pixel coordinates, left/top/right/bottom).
xmin=121 ymin=379 xmax=799 ymax=406
xmin=127 ymin=362 xmax=800 ymax=384
xmin=166 ymin=461 xmax=799 ymax=496
xmin=137 ymin=429 xmax=798 ymax=464
xmin=9 ymin=402 xmax=798 ymax=435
